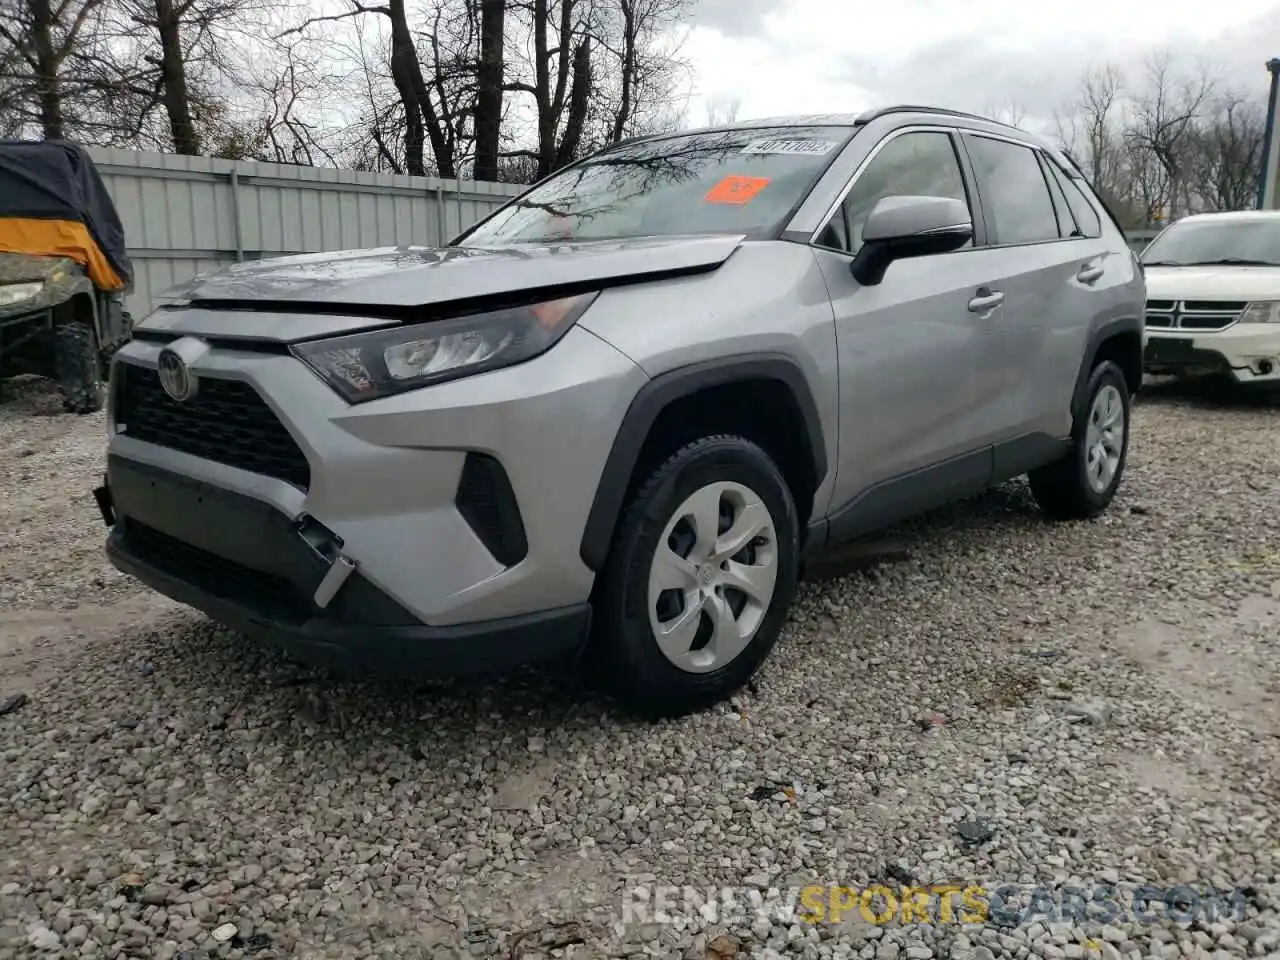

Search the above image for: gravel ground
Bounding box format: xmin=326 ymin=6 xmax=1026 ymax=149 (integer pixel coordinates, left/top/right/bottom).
xmin=2 ymin=375 xmax=1279 ymax=960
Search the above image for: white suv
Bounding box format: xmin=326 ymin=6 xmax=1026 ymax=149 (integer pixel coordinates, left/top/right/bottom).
xmin=1142 ymin=210 xmax=1280 ymax=389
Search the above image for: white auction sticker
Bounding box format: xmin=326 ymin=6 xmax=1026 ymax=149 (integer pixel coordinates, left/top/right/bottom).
xmin=740 ymin=138 xmax=837 ymax=156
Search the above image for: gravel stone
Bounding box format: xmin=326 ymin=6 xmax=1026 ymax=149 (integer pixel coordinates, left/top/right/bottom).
xmin=2 ymin=377 xmax=1280 ymax=960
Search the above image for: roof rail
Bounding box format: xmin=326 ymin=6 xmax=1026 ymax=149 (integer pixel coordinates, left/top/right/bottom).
xmin=854 ymin=104 xmax=1022 ymax=131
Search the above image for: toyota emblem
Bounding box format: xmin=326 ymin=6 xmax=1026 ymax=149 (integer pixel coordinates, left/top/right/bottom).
xmin=157 ymin=349 xmax=195 ymax=402
xmin=155 ymin=336 xmax=209 ymax=402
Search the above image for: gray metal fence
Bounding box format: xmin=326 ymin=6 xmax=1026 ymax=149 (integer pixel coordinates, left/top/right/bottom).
xmin=86 ymin=148 xmax=527 ymax=318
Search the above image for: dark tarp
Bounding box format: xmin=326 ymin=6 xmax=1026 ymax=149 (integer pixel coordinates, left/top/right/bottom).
xmin=0 ymin=139 xmax=133 ymax=289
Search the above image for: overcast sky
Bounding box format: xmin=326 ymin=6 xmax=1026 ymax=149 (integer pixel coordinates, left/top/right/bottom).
xmin=679 ymin=0 xmax=1280 ymax=130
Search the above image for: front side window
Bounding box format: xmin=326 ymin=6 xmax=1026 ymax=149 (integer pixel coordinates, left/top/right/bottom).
xmin=825 ymin=130 xmax=972 ymax=254
xmin=965 ymin=135 xmax=1060 ymax=245
xmin=1140 ymin=218 xmax=1280 ymax=267
xmin=457 ymin=126 xmax=855 ymax=246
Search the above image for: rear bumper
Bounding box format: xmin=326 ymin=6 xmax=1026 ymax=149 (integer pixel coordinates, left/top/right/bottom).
xmin=97 ymin=458 xmax=591 ymax=677
xmin=1143 ymin=324 xmax=1280 ymax=385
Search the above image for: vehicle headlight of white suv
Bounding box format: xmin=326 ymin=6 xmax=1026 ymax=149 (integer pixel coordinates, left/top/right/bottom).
xmin=1240 ymin=301 xmax=1280 ymax=324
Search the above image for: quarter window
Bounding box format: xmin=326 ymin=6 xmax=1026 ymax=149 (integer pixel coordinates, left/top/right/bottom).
xmin=1040 ymin=153 xmax=1081 ymax=238
xmin=965 ymin=135 xmax=1060 ymax=245
xmin=820 ymin=131 xmax=972 ymax=254
xmin=1044 ymin=160 xmax=1103 ymax=238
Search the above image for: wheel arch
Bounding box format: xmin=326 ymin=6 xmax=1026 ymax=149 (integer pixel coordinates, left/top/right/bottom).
xmin=70 ymin=290 xmax=98 ymax=326
xmin=578 ymin=354 xmax=829 ymax=572
xmin=51 ymin=287 xmax=99 ymax=331
xmin=1071 ymin=315 xmax=1143 ymax=424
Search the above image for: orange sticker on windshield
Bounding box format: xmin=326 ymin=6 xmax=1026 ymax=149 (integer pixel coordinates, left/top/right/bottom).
xmin=704 ymin=175 xmax=771 ymax=205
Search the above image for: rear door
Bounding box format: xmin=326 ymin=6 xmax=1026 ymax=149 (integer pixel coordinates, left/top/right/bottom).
xmin=957 ymin=131 xmax=1112 ymax=471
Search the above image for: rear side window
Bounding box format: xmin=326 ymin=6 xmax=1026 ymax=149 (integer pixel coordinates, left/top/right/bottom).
xmin=964 ymin=135 xmax=1060 ymax=245
xmin=1043 ymin=160 xmax=1103 ymax=239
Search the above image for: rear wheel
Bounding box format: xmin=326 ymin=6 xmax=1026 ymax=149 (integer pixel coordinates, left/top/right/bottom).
xmin=1029 ymin=360 xmax=1130 ymax=520
xmin=55 ymin=319 xmax=104 ymax=414
xmin=590 ymin=435 xmax=800 ymax=716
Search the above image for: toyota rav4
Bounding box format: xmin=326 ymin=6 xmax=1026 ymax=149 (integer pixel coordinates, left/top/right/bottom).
xmin=95 ymin=107 xmax=1146 ymax=715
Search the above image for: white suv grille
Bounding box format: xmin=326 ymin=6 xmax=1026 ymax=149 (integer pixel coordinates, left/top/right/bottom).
xmin=1144 ymin=299 xmax=1246 ymax=331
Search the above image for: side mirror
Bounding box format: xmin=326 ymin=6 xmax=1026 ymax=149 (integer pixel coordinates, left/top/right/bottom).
xmin=850 ymin=195 xmax=973 ymax=286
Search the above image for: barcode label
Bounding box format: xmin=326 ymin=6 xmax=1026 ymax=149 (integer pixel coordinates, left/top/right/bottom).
xmin=740 ymin=138 xmax=837 ymax=156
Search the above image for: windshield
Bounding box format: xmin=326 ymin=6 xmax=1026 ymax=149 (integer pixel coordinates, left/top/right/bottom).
xmin=1141 ymin=218 xmax=1280 ymax=267
xmin=456 ymin=126 xmax=855 ymax=246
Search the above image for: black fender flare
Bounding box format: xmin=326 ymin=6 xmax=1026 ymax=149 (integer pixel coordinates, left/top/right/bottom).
xmin=578 ymin=354 xmax=829 ymax=572
xmin=1070 ymin=314 xmax=1143 ymax=423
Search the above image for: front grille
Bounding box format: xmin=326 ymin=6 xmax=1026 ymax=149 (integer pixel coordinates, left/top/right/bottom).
xmin=1178 ymin=313 xmax=1238 ymax=330
xmin=115 ymin=363 xmax=311 ymax=490
xmin=1184 ymin=300 xmax=1246 ymax=312
xmin=1144 ymin=299 xmax=1244 ymax=333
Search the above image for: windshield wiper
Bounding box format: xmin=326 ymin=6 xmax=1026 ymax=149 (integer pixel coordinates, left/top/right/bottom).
xmin=1180 ymin=258 xmax=1279 ymax=267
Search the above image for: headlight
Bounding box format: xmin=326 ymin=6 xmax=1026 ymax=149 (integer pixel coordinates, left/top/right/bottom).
xmin=291 ymin=291 xmax=600 ymax=403
xmin=1240 ymin=301 xmax=1280 ymax=324
xmin=0 ymin=281 xmax=44 ymax=307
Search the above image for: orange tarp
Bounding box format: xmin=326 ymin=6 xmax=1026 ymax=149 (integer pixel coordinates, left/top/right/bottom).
xmin=0 ymin=217 xmax=124 ymax=291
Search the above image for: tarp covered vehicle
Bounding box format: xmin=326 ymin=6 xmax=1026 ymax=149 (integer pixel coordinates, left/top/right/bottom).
xmin=0 ymin=140 xmax=133 ymax=412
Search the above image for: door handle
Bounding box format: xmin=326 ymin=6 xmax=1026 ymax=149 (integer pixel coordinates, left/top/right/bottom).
xmin=1077 ymin=264 xmax=1104 ymax=284
xmin=968 ymin=290 xmax=1004 ymax=313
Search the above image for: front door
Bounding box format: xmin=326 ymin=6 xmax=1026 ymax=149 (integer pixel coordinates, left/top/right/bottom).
xmin=811 ymin=127 xmax=1011 ymax=539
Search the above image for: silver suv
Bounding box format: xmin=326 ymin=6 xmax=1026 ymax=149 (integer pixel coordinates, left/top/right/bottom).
xmin=94 ymin=107 xmax=1145 ymax=715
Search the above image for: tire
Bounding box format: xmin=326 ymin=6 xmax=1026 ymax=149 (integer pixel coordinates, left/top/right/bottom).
xmin=1029 ymin=360 xmax=1130 ymax=520
xmin=55 ymin=320 xmax=104 ymax=414
xmin=589 ymin=435 xmax=800 ymax=717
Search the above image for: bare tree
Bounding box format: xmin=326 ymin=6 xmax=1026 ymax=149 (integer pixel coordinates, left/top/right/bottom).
xmin=1124 ymin=52 xmax=1215 ymax=220
xmin=66 ymin=0 xmax=265 ymax=155
xmin=233 ymin=30 xmax=345 ymax=166
xmin=282 ymin=0 xmax=470 ymax=177
xmin=703 ymin=94 xmax=740 ymax=127
xmin=0 ymin=0 xmax=111 ymax=138
xmin=979 ymin=97 xmax=1027 ymax=128
xmin=471 ymin=0 xmax=504 ymax=179
xmin=1185 ymin=90 xmax=1266 ymax=212
xmin=1054 ymin=63 xmax=1129 ymax=209
xmin=499 ymin=0 xmax=592 ymax=177
xmin=586 ymin=0 xmax=689 ymax=144
xmin=1055 ymin=54 xmax=1268 ymax=227
xmin=1124 ymin=139 xmax=1170 ymax=226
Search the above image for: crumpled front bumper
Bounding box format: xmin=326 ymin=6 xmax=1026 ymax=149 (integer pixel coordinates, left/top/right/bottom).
xmin=94 ymin=456 xmax=591 ymax=677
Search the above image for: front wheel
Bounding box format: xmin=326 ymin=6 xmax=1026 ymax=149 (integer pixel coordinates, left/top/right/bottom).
xmin=590 ymin=435 xmax=800 ymax=716
xmin=1029 ymin=360 xmax=1131 ymax=520
xmin=55 ymin=320 xmax=104 ymax=414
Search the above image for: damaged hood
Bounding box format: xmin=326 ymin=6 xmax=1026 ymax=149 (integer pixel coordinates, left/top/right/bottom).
xmin=157 ymin=234 xmax=746 ymax=310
